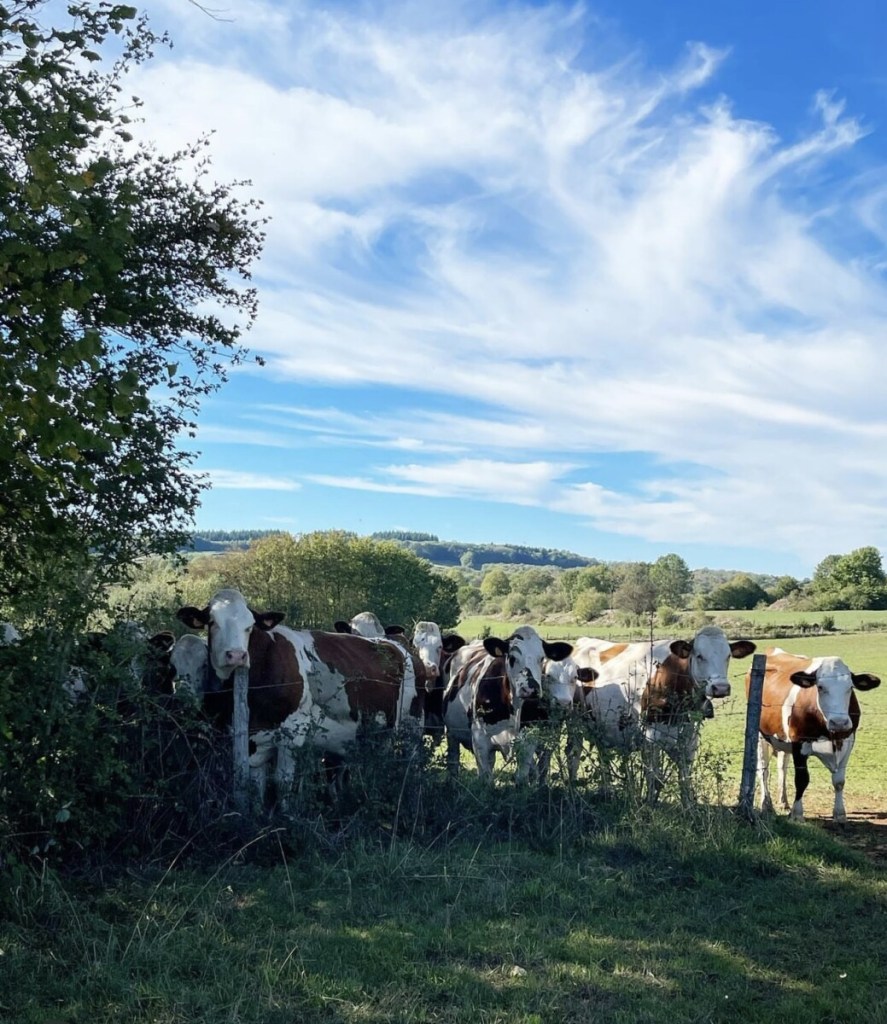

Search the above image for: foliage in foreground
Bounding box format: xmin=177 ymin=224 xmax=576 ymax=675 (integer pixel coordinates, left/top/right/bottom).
xmin=1 ymin=794 xmax=885 ymax=1024
xmin=0 ymin=0 xmax=264 ymax=625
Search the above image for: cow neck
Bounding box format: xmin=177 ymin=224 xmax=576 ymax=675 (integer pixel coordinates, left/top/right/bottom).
xmin=642 ymin=655 xmax=702 ymax=725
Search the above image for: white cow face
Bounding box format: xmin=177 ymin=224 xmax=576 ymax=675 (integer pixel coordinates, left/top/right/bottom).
xmin=413 ymin=621 xmax=443 ymax=681
xmin=543 ymin=657 xmax=598 ymax=707
xmin=176 ymin=589 xmax=284 ymax=680
xmin=170 ymin=634 xmax=210 ymax=698
xmin=484 ymin=627 xmax=573 ymax=703
xmin=669 ymin=626 xmax=755 ymax=700
xmin=346 ymin=612 xmax=385 ymax=637
xmin=790 ymin=656 xmax=881 ymax=737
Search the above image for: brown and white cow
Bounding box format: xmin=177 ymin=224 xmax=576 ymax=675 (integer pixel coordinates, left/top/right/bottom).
xmin=177 ymin=589 xmax=425 ymax=802
xmin=749 ymin=647 xmax=880 ymax=821
xmin=411 ymin=621 xmax=466 ymax=744
xmin=569 ymin=628 xmax=756 ymax=802
xmin=442 ymin=627 xmax=573 ymax=781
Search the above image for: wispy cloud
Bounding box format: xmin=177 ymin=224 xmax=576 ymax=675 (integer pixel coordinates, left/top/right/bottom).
xmin=134 ymin=1 xmax=887 ymax=570
xmin=201 ymin=469 xmax=302 ymax=492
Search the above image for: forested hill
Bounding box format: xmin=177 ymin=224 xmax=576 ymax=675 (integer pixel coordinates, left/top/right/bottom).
xmin=187 ymin=529 xmax=599 ymax=569
xmin=188 ymin=529 xmax=284 ymax=552
xmin=369 ymin=532 xmax=599 ymax=569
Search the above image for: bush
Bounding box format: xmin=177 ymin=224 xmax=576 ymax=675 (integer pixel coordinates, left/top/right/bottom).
xmin=657 ymin=605 xmax=680 ymax=627
xmin=573 ymin=590 xmax=608 ymax=622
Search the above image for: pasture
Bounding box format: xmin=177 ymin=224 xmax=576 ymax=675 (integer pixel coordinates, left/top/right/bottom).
xmin=2 ymin=623 xmax=886 ymax=1024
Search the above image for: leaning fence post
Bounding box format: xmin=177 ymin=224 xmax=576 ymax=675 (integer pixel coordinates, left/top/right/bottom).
xmin=232 ymin=664 xmax=250 ymax=812
xmin=737 ymin=653 xmax=767 ymax=820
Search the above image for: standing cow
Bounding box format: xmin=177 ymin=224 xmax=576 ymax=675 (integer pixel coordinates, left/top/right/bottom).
xmin=442 ymin=627 xmax=573 ymax=781
xmin=749 ymin=647 xmax=880 ymax=821
xmin=411 ymin=621 xmax=466 ymax=744
xmin=568 ymin=628 xmax=756 ymax=803
xmin=176 ymin=589 xmax=425 ymax=804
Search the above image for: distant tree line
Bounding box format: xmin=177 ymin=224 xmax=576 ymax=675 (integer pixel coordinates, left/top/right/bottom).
xmin=367 ymin=534 xmax=600 ymax=570
xmin=188 ymin=530 xmax=284 ymax=552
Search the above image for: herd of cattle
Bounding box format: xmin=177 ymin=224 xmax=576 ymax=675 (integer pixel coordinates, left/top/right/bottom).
xmin=3 ymin=590 xmax=881 ymax=821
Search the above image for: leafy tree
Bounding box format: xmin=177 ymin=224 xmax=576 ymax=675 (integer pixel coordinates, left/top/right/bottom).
xmin=573 ymin=589 xmax=608 ymax=622
xmin=612 ymin=563 xmax=656 ymax=616
xmin=206 ymin=531 xmax=459 ymax=630
xmin=510 ymin=568 xmax=556 ymax=597
xmin=480 ymin=567 xmax=511 ymax=600
xmin=650 ymin=554 xmax=692 ymax=608
xmin=0 ymin=1 xmax=264 ymax=620
xmin=812 ymin=546 xmax=887 ymax=609
xmin=771 ymin=575 xmax=802 ymax=600
xmin=706 ymin=574 xmax=770 ymax=611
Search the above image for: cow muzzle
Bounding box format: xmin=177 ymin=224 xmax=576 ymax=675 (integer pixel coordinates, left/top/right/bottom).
xmin=705 ymin=681 xmax=731 ymax=699
xmin=224 ymin=648 xmax=249 ymax=669
xmin=826 ymin=715 xmax=853 ymax=738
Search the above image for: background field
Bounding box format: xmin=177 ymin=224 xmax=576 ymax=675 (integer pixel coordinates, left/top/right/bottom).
xmin=455 ymin=614 xmax=887 ymax=821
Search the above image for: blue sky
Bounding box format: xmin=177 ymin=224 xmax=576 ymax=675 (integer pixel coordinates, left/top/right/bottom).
xmin=132 ymin=0 xmax=887 ymax=579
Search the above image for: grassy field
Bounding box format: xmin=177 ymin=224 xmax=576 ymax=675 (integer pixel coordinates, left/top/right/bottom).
xmin=2 ymin=798 xmax=885 ymax=1024
xmin=2 ymin=616 xmax=886 ymax=1023
xmin=457 ymin=613 xmax=887 ymax=820
xmin=705 ymin=630 xmax=887 ymax=820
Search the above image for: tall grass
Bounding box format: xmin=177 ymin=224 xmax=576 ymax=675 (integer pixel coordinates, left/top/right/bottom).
xmin=2 ymin=789 xmax=885 ymax=1024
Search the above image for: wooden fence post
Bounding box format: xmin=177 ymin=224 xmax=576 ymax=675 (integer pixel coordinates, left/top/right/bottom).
xmin=737 ymin=652 xmax=767 ymax=820
xmin=232 ymin=664 xmax=250 ymax=812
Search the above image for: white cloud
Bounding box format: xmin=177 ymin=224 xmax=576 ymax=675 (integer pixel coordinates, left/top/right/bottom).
xmin=202 ymin=469 xmax=302 ymax=491
xmin=130 ymin=2 xmax=887 ymax=568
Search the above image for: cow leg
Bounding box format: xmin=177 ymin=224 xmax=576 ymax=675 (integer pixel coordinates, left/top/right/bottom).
xmin=473 ymin=739 xmax=496 ymax=779
xmin=775 ymin=748 xmax=790 ymax=810
xmin=827 ymin=734 xmax=855 ymax=822
xmin=755 ymin=737 xmax=774 ymax=813
xmin=535 ymin=745 xmax=552 ymax=786
xmin=674 ymin=730 xmax=699 ymax=809
xmin=643 ymin=742 xmax=664 ymax=804
xmin=446 ymin=735 xmax=462 ymax=776
xmin=274 ymin=740 xmax=296 ymax=811
xmin=789 ymin=742 xmax=810 ymax=821
xmin=565 ymin=728 xmax=583 ymax=784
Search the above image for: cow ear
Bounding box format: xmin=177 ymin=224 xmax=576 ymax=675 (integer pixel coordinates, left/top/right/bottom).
xmin=443 ymin=633 xmax=467 ymax=653
xmin=730 ymin=640 xmax=757 ymax=659
xmin=483 ymin=636 xmax=508 ymax=658
xmin=543 ymin=640 xmax=573 ymax=662
xmin=852 ymin=673 xmax=881 ymax=691
xmin=789 ymin=670 xmax=818 ymax=688
xmin=148 ymin=630 xmax=176 ymax=654
xmin=577 ymin=666 xmax=598 ymax=683
xmin=253 ymin=611 xmax=284 ymax=631
xmin=334 ymin=621 xmax=353 ymax=634
xmin=670 ymin=639 xmax=693 ymax=659
xmin=177 ymin=606 xmax=209 ymax=630
xmin=385 ymin=625 xmax=406 ymax=637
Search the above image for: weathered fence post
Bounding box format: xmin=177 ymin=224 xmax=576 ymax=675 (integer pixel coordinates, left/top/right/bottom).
xmin=232 ymin=664 xmax=251 ymax=812
xmin=737 ymin=653 xmax=767 ymax=820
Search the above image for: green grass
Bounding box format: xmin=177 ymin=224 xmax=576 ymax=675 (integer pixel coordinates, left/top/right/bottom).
xmin=1 ymin=802 xmax=885 ymax=1024
xmin=3 ymin=619 xmax=886 ymax=1023
xmin=456 ymin=616 xmax=887 ymax=819
xmin=705 ymin=631 xmax=887 ymax=819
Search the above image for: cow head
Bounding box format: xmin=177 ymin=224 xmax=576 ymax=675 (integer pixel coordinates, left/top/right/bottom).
xmin=176 ymin=589 xmax=284 ymax=680
xmin=334 ymin=612 xmax=406 ymax=640
xmin=668 ymin=626 xmax=755 ymax=700
xmin=412 ymin=621 xmax=466 ymax=685
xmin=484 ymin=627 xmax=573 ymax=704
xmin=543 ymin=657 xmax=598 ymax=708
xmin=790 ymin=656 xmax=881 ymax=739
